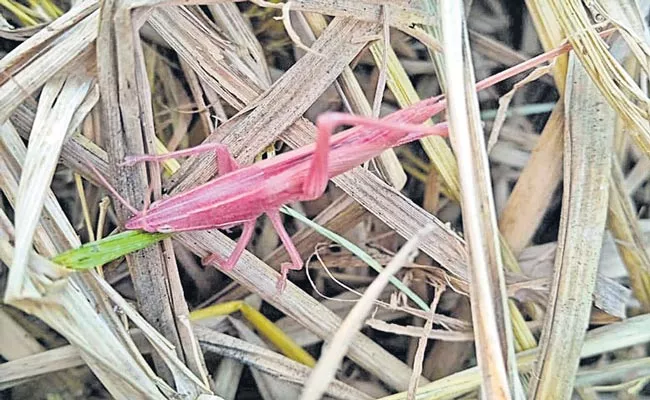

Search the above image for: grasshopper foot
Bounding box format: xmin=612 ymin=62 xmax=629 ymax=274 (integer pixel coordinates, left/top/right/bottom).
xmin=276 ymin=273 xmax=287 ymax=293
xmin=119 ymin=155 xmax=159 ymax=167
xmin=275 ymin=261 xmax=303 ymax=293
xmin=202 ymin=253 xmax=236 ymax=271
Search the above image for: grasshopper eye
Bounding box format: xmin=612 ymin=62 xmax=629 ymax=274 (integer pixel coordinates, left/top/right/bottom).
xmin=158 ymin=225 xmax=174 ymax=233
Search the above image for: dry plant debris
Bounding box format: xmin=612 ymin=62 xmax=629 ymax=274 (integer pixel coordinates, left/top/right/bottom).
xmin=2 ymin=0 xmax=650 ymax=399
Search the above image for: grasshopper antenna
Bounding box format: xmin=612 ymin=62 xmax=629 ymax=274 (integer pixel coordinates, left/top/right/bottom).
xmin=82 ymin=159 xmax=140 ymax=216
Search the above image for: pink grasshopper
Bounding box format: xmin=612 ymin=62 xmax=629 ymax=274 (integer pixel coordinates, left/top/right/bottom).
xmin=99 ymin=37 xmax=581 ymax=290
xmin=119 ymin=117 xmax=448 ymax=291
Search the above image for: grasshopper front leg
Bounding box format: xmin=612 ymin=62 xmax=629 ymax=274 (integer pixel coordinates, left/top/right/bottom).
xmin=201 ymin=220 xmax=256 ymax=271
xmin=122 ymin=142 xmax=240 ymax=176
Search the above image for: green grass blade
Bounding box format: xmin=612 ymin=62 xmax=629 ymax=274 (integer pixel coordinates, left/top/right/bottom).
xmin=52 ymin=230 xmax=170 ymax=270
xmin=55 ymin=208 xmax=429 ymax=312
xmin=280 ymin=205 xmax=430 ymax=311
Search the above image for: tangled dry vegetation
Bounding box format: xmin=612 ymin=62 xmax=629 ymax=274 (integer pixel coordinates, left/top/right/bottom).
xmin=2 ymin=0 xmax=650 ymax=399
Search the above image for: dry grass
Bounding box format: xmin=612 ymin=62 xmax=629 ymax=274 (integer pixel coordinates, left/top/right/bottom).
xmin=2 ymin=0 xmax=650 ymax=399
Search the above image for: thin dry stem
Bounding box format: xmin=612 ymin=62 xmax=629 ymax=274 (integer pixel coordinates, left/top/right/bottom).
xmin=301 ymin=225 xmax=434 ymax=400
xmin=441 ymin=2 xmax=522 ymax=398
